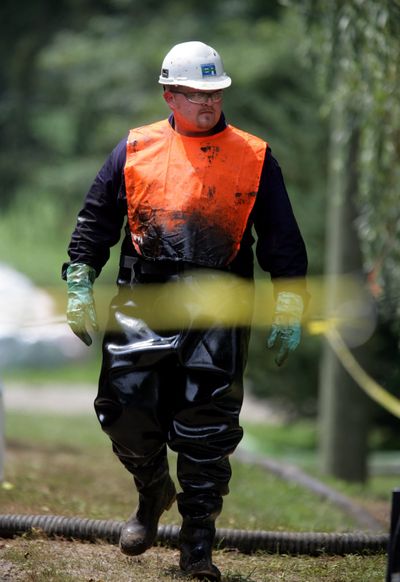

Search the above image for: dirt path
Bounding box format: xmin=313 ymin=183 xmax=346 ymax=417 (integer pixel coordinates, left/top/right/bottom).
xmin=2 ymin=382 xmax=283 ymax=422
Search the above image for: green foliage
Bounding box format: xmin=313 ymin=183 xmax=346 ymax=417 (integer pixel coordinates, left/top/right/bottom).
xmin=1 ymin=2 xmax=325 ymax=267
xmin=0 ymin=1 xmax=327 ymax=412
xmin=0 ymin=2 xmax=326 ymax=409
xmin=297 ymin=0 xmax=400 ymax=339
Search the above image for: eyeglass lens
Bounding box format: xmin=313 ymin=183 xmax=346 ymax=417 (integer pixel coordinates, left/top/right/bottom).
xmin=172 ymin=91 xmax=223 ymax=103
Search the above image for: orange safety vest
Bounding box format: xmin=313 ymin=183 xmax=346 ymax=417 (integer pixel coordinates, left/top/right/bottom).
xmin=124 ymin=119 xmax=267 ymax=267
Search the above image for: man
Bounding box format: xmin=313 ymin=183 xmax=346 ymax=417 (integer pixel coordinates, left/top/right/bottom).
xmin=63 ymin=41 xmax=308 ymax=581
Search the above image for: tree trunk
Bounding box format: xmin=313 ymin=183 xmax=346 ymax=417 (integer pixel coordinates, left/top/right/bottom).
xmin=0 ymin=381 xmax=4 ymax=483
xmin=318 ymin=106 xmax=371 ymax=483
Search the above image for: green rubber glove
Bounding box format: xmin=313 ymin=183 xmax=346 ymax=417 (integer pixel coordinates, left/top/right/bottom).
xmin=267 ymin=291 xmax=304 ymax=366
xmin=66 ymin=263 xmax=98 ymax=346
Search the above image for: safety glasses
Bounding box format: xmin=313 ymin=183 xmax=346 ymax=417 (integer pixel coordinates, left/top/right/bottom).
xmin=170 ymin=90 xmax=223 ymax=104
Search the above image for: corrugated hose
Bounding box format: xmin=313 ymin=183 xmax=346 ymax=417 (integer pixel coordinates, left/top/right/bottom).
xmin=0 ymin=513 xmax=388 ymax=555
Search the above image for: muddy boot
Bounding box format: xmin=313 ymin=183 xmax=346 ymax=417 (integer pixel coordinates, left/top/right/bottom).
xmin=119 ymin=476 xmax=176 ymax=556
xmin=179 ymin=518 xmax=221 ymax=581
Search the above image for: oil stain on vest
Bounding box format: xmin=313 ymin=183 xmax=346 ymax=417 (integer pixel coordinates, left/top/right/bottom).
xmin=207 ymin=186 xmax=216 ymax=199
xmin=200 ymin=145 xmax=220 ymax=164
xmin=234 ymin=191 xmax=257 ymax=206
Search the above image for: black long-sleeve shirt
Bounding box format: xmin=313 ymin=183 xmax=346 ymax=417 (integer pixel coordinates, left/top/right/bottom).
xmin=63 ymin=114 xmax=308 ymax=287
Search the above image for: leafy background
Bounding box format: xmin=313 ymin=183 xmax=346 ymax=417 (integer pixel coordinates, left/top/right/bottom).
xmin=1 ymin=0 xmax=400 ymax=470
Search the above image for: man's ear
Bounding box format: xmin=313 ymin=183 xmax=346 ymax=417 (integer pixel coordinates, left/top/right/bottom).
xmin=163 ymin=91 xmax=175 ymax=110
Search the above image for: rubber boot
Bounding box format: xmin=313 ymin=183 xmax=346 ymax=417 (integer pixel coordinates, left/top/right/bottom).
xmin=179 ymin=518 xmax=221 ymax=581
xmin=119 ymin=476 xmax=176 ymax=556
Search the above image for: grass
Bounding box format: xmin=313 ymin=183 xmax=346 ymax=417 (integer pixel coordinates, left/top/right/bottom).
xmin=0 ymin=410 xmax=390 ymax=580
xmin=2 ymin=412 xmax=366 ymax=531
xmin=241 ymin=418 xmax=399 ymax=518
xmin=0 ymin=539 xmax=387 ymax=582
xmin=2 ymin=411 xmax=395 ymax=527
xmin=0 ymin=208 xmax=121 ymax=288
xmin=2 ymin=355 xmax=101 ymax=385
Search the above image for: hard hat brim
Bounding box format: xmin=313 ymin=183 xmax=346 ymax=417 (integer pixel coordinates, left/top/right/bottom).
xmin=158 ymin=76 xmax=232 ymax=91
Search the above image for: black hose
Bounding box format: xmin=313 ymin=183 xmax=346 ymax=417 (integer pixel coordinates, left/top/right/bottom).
xmin=0 ymin=514 xmax=388 ymax=555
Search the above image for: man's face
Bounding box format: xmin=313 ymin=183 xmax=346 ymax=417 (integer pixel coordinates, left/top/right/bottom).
xmin=163 ymin=88 xmax=223 ymax=136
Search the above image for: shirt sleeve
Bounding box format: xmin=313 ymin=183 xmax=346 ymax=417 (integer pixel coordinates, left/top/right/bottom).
xmin=253 ymin=147 xmax=308 ymax=295
xmin=62 ymin=137 xmax=128 ymax=279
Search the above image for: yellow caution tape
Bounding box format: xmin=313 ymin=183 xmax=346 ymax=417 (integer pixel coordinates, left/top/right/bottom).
xmin=3 ymin=273 xmax=399 ymax=418
xmin=326 ymin=327 xmax=400 ymax=419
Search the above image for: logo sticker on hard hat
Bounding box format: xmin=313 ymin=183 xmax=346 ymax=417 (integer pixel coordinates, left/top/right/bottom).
xmin=161 ymin=68 xmax=169 ymax=78
xmin=201 ymin=63 xmax=217 ymax=77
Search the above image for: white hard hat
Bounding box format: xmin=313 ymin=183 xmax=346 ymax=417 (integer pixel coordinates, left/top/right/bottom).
xmin=159 ymin=41 xmax=232 ymax=90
